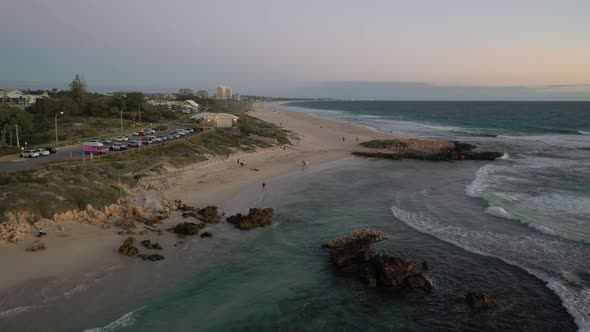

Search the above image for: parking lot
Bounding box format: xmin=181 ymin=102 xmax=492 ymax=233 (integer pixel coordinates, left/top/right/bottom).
xmin=0 ymin=126 xmax=203 ymax=173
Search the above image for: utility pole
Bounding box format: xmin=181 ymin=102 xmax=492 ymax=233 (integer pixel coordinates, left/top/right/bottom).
xmin=55 ymin=111 xmax=64 ymax=144
xmin=15 ymin=124 xmax=19 ymax=147
xmin=138 ymin=104 xmax=141 ymax=123
xmin=120 ymin=107 xmax=125 ymax=131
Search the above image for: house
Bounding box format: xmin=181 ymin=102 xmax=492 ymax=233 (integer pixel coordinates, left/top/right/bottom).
xmin=180 ymin=100 xmax=200 ymax=113
xmin=190 ymin=112 xmax=238 ymax=128
xmin=0 ymin=90 xmax=48 ymax=108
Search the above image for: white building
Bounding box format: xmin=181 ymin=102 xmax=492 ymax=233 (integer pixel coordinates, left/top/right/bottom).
xmin=180 ymin=100 xmax=200 ymax=113
xmin=190 ymin=112 xmax=238 ymax=128
xmin=0 ymin=90 xmax=48 ymax=108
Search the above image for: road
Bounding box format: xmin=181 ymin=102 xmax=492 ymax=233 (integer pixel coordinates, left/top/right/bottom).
xmin=0 ymin=125 xmax=201 ymax=173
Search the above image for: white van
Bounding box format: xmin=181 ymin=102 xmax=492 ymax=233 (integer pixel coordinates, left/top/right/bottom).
xmin=83 ymin=141 xmax=109 ymax=154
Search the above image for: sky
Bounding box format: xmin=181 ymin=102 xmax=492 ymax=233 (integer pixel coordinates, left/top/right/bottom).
xmin=1 ymin=0 xmax=590 ymax=100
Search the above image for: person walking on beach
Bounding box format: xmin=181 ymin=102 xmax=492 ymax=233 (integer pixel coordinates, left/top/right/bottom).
xmin=262 ymin=182 xmax=266 ymax=190
xmin=237 ymin=158 xmax=241 ymax=165
xmin=342 ymin=137 xmax=346 ymax=142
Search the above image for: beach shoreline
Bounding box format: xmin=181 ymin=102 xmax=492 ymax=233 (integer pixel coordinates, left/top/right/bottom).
xmin=0 ymin=101 xmax=392 ymax=294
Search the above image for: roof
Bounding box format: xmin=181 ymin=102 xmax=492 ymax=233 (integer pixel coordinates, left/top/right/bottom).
xmin=183 ymin=100 xmax=200 ymax=107
xmin=189 ymin=112 xmax=239 ymax=120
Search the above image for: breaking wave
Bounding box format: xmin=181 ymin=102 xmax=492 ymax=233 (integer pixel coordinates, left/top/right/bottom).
xmin=83 ymin=307 xmax=144 ymax=332
xmin=390 ymin=205 xmax=590 ymax=331
xmin=484 ymin=206 xmax=514 ymax=220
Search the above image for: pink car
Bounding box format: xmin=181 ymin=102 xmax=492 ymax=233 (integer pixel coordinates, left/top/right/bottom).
xmin=83 ymin=141 xmax=109 ymax=154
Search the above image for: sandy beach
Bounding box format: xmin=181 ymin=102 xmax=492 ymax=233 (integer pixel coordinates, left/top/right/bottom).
xmin=0 ymin=102 xmax=390 ymax=293
xmin=167 ymin=102 xmax=391 ymax=208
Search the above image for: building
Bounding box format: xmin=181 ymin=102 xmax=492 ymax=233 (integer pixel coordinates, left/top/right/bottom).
xmin=196 ymin=90 xmax=209 ymax=98
xmin=178 ymin=88 xmax=193 ymax=95
xmin=180 ymin=100 xmax=200 ymax=113
xmin=0 ymin=90 xmax=48 ymax=108
xmin=216 ymin=86 xmax=233 ymax=99
xmin=190 ymin=112 xmax=239 ymax=128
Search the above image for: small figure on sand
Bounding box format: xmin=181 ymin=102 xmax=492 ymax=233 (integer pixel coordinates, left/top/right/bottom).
xmin=356 ymin=137 xmax=359 ymax=142
xmin=240 ymin=161 xmax=246 ymax=167
xmin=342 ymin=137 xmax=346 ymax=142
xmin=37 ymin=228 xmax=46 ymax=238
xmin=237 ymin=158 xmax=241 ymax=165
xmin=262 ymin=182 xmax=266 ymax=190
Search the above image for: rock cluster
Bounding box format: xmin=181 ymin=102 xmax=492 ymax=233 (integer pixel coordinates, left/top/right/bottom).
xmin=169 ymin=222 xmax=206 ymax=236
xmin=138 ymin=253 xmax=165 ymax=261
xmin=466 ymin=292 xmax=496 ymax=310
xmin=354 ymin=139 xmax=503 ymax=161
xmin=226 ymin=208 xmax=274 ymax=230
xmin=140 ymin=239 xmax=163 ymax=250
xmin=26 ymin=240 xmax=46 ymax=252
xmin=119 ymin=236 xmax=139 ymax=256
xmin=322 ymin=229 xmax=431 ymax=291
xmin=178 ymin=202 xmax=221 ymax=224
xmin=200 ymin=231 xmax=213 ymax=238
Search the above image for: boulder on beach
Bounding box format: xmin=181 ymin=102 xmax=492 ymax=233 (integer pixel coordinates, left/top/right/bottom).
xmin=138 ymin=253 xmax=165 ymax=261
xmin=322 ymin=229 xmax=432 ymax=292
xmin=200 ymin=231 xmax=213 ymax=238
xmin=466 ymin=292 xmax=496 ymax=310
xmin=119 ymin=236 xmax=139 ymax=256
xmin=140 ymin=239 xmax=163 ymax=250
xmin=197 ymin=206 xmax=221 ymax=224
xmin=169 ymin=222 xmax=206 ymax=235
xmin=226 ymin=208 xmax=274 ymax=230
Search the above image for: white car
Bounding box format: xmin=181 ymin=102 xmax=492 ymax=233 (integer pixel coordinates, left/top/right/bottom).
xmin=20 ymin=150 xmax=40 ymax=158
xmin=37 ymin=149 xmax=51 ymax=156
xmin=114 ymin=136 xmax=128 ymax=142
xmin=147 ymin=135 xmax=162 ymax=143
xmin=142 ymin=128 xmax=156 ymax=135
xmin=109 ymin=143 xmax=128 ymax=150
xmin=128 ymin=140 xmax=142 ymax=147
xmin=131 ymin=132 xmax=140 ymax=136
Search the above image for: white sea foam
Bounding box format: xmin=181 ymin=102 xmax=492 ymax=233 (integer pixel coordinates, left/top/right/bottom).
xmin=83 ymin=307 xmax=143 ymax=332
xmin=499 ymin=152 xmax=510 ymax=160
xmin=390 ymin=205 xmax=590 ymax=332
xmin=464 ymin=164 xmax=496 ymax=198
xmin=0 ymin=305 xmax=38 ymax=318
xmin=578 ymin=131 xmax=590 ymax=135
xmin=484 ymin=206 xmax=514 ymax=220
xmin=499 ymin=134 xmax=590 ymax=149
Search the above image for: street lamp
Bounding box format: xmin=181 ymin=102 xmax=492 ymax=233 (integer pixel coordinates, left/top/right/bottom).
xmin=120 ymin=107 xmax=126 ymax=131
xmin=55 ymin=111 xmax=64 ymax=144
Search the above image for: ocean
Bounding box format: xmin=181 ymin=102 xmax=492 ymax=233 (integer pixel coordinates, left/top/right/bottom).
xmin=1 ymin=101 xmax=588 ymax=331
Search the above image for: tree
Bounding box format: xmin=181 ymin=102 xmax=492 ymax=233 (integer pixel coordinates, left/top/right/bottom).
xmin=69 ymin=74 xmax=87 ymax=108
xmin=0 ymin=107 xmax=32 ymax=146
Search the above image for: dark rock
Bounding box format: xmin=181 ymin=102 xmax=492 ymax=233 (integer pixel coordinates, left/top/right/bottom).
xmin=322 ymin=229 xmax=431 ymax=292
xmin=182 ymin=211 xmax=198 ymax=218
xmin=466 ymin=292 xmax=496 ymax=310
xmin=200 ymin=231 xmax=213 ymax=238
xmin=226 ymin=208 xmax=274 ymax=230
xmin=421 ymin=260 xmax=431 ymax=272
xmin=138 ymin=253 xmax=165 ymax=261
xmin=353 ymin=140 xmax=502 ymax=161
xmin=140 ymin=239 xmax=163 ymax=250
xmin=197 ymin=206 xmax=221 ymax=224
xmin=119 ymin=236 xmax=139 ymax=256
xmin=168 ymin=222 xmax=206 ymax=235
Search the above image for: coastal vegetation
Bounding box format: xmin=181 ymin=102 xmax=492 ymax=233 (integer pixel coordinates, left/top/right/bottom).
xmin=0 ymin=100 xmax=290 ymax=222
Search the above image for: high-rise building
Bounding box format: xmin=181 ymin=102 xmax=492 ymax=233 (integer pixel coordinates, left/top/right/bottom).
xmin=216 ymin=86 xmax=233 ymax=99
xmin=196 ymin=90 xmax=209 ymax=98
xmin=179 ymin=88 xmax=193 ymax=95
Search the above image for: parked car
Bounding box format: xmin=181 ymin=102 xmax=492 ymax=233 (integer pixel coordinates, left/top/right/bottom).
xmin=186 ymin=128 xmax=195 ymax=133
xmin=147 ymin=135 xmax=162 ymax=143
xmin=43 ymin=146 xmax=58 ymax=154
xmin=177 ymin=129 xmax=187 ymax=136
xmin=157 ymin=135 xmax=168 ymax=142
xmin=128 ymin=140 xmax=142 ymax=147
xmin=142 ymin=128 xmax=156 ymax=135
xmin=20 ymin=150 xmax=40 ymax=158
xmin=37 ymin=149 xmax=51 ymax=156
xmin=138 ymin=130 xmax=146 ymax=136
xmin=100 ymin=138 xmax=112 ymax=144
xmin=131 ymin=131 xmax=139 ymax=136
xmin=167 ymin=133 xmax=179 ymax=139
xmin=114 ymin=136 xmax=128 ymax=142
xmin=109 ymin=142 xmax=128 ymax=151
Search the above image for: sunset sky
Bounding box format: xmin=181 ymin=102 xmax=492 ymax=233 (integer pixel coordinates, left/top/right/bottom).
xmin=1 ymin=0 xmax=589 ymax=99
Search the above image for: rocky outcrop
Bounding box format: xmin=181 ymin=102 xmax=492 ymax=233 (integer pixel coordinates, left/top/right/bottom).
xmin=0 ymin=219 xmax=32 ymax=244
xmin=226 ymin=208 xmax=274 ymax=230
xmin=140 ymin=239 xmax=163 ymax=250
xmin=200 ymin=231 xmax=213 ymax=238
xmin=169 ymin=222 xmax=206 ymax=236
xmin=466 ymin=292 xmax=496 ymax=310
xmin=197 ymin=206 xmax=221 ymax=224
xmin=354 ymin=139 xmax=503 ymax=161
xmin=119 ymin=236 xmax=139 ymax=256
xmin=138 ymin=253 xmax=165 ymax=261
xmin=322 ymin=229 xmax=431 ymax=291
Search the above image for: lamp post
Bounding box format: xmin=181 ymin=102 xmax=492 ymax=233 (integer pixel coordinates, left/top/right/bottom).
xmin=120 ymin=107 xmax=126 ymax=132
xmin=55 ymin=111 xmax=64 ymax=144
